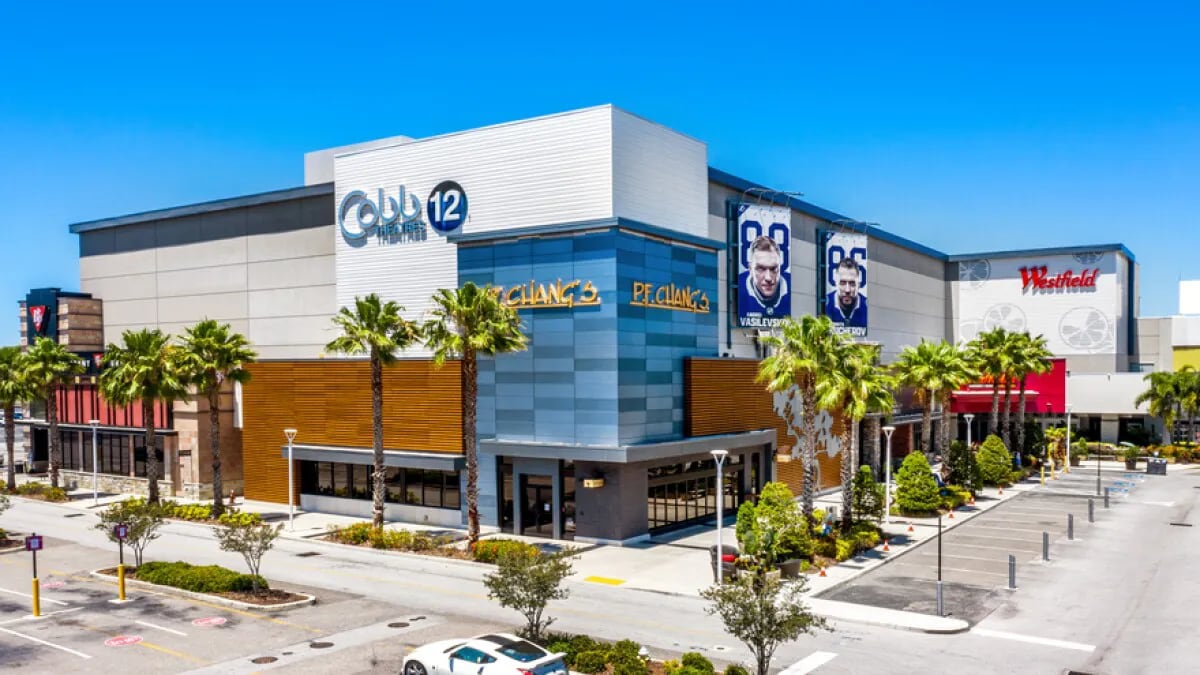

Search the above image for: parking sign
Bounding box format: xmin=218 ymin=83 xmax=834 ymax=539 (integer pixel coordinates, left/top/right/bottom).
xmin=114 ymin=524 xmax=129 ymax=541
xmin=24 ymin=535 xmax=43 ymax=552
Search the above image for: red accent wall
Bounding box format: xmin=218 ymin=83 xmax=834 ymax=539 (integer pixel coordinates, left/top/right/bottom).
xmin=951 ymin=358 xmax=1067 ymax=415
xmin=54 ymin=383 xmax=172 ymax=429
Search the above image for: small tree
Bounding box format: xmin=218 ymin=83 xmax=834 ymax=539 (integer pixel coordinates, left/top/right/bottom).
xmin=894 ymin=452 xmax=941 ymax=514
xmin=95 ymin=498 xmax=165 ymax=567
xmin=701 ymin=573 xmax=828 ymax=675
xmin=0 ymin=493 xmax=8 ymax=540
xmin=734 ymin=482 xmax=810 ymax=562
xmin=946 ymin=440 xmax=981 ymax=494
xmin=216 ymin=520 xmax=282 ymax=593
xmin=851 ymin=466 xmax=885 ymax=522
xmin=483 ymin=548 xmax=576 ymax=641
xmin=978 ymin=434 xmax=1014 ymax=486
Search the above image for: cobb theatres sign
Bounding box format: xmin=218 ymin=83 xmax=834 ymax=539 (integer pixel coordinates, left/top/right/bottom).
xmin=1020 ymin=266 xmax=1100 ymax=292
xmin=339 ymin=181 xmax=467 ymax=241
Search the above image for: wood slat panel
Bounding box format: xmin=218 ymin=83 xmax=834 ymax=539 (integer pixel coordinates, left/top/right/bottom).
xmin=242 ymin=360 xmax=462 ymax=504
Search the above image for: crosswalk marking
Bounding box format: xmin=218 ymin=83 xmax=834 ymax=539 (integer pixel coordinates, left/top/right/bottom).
xmin=972 ymin=627 xmax=1095 ymax=652
xmin=780 ymin=651 xmax=837 ymax=674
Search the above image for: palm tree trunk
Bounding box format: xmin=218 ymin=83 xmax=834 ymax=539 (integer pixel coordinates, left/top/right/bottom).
xmin=941 ymin=393 xmax=954 ymax=454
xmin=209 ymin=387 xmax=224 ymax=517
xmin=1015 ymin=376 xmax=1029 ymax=463
xmin=989 ymin=381 xmax=1001 ymax=436
xmin=865 ymin=416 xmax=881 ymax=475
xmin=1001 ymin=379 xmax=1013 ymax=453
xmin=5 ymin=403 xmax=15 ymax=492
xmin=462 ymin=348 xmax=480 ymax=546
xmin=841 ymin=416 xmax=856 ymax=531
xmin=48 ymin=393 xmax=60 ymax=489
xmin=799 ymin=381 xmax=818 ymax=524
xmin=371 ymin=352 xmax=384 ymax=529
xmin=144 ymin=398 xmax=159 ymax=503
xmin=920 ymin=395 xmax=933 ymax=456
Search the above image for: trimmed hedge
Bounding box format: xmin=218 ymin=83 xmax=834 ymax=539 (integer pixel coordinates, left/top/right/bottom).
xmin=895 ymin=452 xmax=940 ymax=514
xmin=978 ymin=435 xmax=1013 ymax=486
xmin=136 ymin=560 xmax=267 ymax=593
xmin=724 ymin=666 xmax=751 ymax=675
xmin=470 ymin=538 xmax=541 ymax=563
xmin=327 ymin=522 xmax=455 ymax=551
xmin=14 ymin=482 xmax=67 ymax=502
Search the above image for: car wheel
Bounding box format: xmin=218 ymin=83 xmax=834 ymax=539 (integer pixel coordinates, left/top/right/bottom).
xmin=404 ymin=660 xmax=428 ymax=675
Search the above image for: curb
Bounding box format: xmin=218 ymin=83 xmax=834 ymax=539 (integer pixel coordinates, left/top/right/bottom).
xmin=89 ymin=569 xmax=317 ymax=613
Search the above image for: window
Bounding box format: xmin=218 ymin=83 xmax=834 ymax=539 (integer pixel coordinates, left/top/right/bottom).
xmin=297 ymin=461 xmax=460 ymax=510
xmin=351 ymin=465 xmax=370 ymax=499
xmin=450 ymin=647 xmax=495 ymax=665
xmin=495 ymin=640 xmax=546 ymax=663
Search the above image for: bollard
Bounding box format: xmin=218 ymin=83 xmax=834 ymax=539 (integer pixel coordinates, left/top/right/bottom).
xmin=1068 ymin=514 xmax=1074 ymax=541
xmin=118 ymin=564 xmax=126 ymax=601
xmin=31 ymin=578 xmax=40 ymax=617
xmin=1088 ymin=498 xmax=1095 ymax=523
xmin=1043 ymin=531 xmax=1050 ymax=561
xmin=936 ymin=580 xmax=944 ymax=617
xmin=1104 ymin=487 xmax=1110 ymax=508
xmin=1040 ymin=465 xmax=1045 ymax=485
xmin=1008 ymin=554 xmax=1017 ymax=590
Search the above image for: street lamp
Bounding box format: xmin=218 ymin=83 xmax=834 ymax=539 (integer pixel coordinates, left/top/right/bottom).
xmin=964 ymin=414 xmax=975 ymax=449
xmin=937 ymin=511 xmax=945 ymax=616
xmin=882 ymin=426 xmax=895 ymax=525
xmin=711 ymin=449 xmax=729 ymax=584
xmin=284 ymin=428 xmax=298 ymax=531
xmin=89 ymin=420 xmax=100 ymax=507
xmin=1065 ymin=405 xmax=1073 ymax=473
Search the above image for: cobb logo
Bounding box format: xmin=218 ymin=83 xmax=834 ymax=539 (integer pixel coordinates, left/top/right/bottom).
xmin=339 ymin=181 xmax=468 ymax=241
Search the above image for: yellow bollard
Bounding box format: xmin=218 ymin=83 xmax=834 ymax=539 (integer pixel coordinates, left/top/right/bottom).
xmin=118 ymin=564 xmax=126 ymax=601
xmin=31 ymin=578 xmax=40 ymax=617
xmin=1040 ymin=465 xmax=1045 ymax=485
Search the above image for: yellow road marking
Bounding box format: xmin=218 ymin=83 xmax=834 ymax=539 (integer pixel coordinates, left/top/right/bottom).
xmin=136 ymin=639 xmax=207 ymax=664
xmin=582 ymin=576 xmax=626 ymax=586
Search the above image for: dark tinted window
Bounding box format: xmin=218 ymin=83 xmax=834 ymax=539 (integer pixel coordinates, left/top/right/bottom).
xmin=496 ymin=640 xmax=547 ymax=663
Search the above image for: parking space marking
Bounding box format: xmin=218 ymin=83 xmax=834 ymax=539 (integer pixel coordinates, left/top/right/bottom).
xmin=780 ymin=650 xmax=837 ymax=674
xmin=136 ymin=619 xmax=188 ymax=636
xmin=965 ymin=525 xmax=1055 ymax=534
xmin=0 ymin=625 xmax=92 ymax=659
xmin=948 ymin=533 xmax=1045 ymax=544
xmin=0 ymin=585 xmax=69 ymax=605
xmin=0 ymin=606 xmax=84 ymax=626
xmin=972 ymin=627 xmax=1095 ymax=652
xmin=910 ymin=552 xmax=1010 ymax=564
xmin=889 ymin=564 xmax=1008 ymax=577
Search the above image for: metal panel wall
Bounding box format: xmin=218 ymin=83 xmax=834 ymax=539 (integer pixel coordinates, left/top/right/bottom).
xmin=611 ymin=108 xmax=708 ymax=238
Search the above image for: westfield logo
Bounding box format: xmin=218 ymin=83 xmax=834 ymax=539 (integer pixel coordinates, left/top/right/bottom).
xmin=1020 ymin=266 xmax=1100 ymax=292
xmin=30 ymin=305 xmax=47 ymax=333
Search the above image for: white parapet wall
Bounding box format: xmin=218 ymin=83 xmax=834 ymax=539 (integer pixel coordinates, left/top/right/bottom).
xmin=1067 ymin=372 xmax=1149 ymax=416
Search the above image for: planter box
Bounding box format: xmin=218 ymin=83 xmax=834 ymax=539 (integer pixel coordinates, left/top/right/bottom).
xmin=1125 ymin=459 xmax=1139 ymax=470
xmin=1069 ymin=456 xmax=1082 ymax=467
xmin=777 ymin=559 xmax=803 ymax=579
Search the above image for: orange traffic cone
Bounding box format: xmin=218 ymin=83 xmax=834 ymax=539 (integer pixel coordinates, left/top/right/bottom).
xmin=907 ymin=524 xmax=914 ymax=532
xmin=969 ymin=495 xmax=976 ymax=506
xmin=883 ymin=539 xmax=891 ymax=552
xmin=948 ymin=510 xmax=955 ymax=519
xmin=999 ymin=486 xmax=1004 ymax=495
xmin=819 ymin=566 xmax=827 ymax=577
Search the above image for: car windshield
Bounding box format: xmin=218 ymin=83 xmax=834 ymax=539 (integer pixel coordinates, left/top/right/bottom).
xmin=495 ymin=640 xmax=547 ymax=662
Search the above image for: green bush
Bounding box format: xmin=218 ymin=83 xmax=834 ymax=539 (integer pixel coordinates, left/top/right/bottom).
xmin=611 ymin=653 xmax=649 ymax=675
xmin=895 ymin=452 xmax=940 ymax=514
xmin=939 ymin=485 xmax=972 ymax=510
xmin=136 ymin=560 xmax=267 ymax=593
xmin=547 ymin=641 xmax=574 ymax=666
xmin=14 ymin=482 xmax=68 ymax=501
xmin=681 ymin=652 xmax=714 ymax=673
xmin=851 ymin=466 xmax=885 ymax=522
xmin=1008 ymin=469 xmax=1027 ymax=485
xmin=847 ymin=522 xmax=881 ymax=551
xmin=673 ymin=668 xmax=707 ymax=675
xmin=834 ymin=538 xmax=856 ymax=562
xmin=978 ymin=435 xmax=1013 ymax=486
xmin=326 ymin=523 xmax=454 ymax=551
xmin=471 ymin=538 xmax=541 ymax=563
xmin=735 ymin=482 xmax=809 ymax=563
xmin=724 ymin=665 xmax=751 ymax=675
xmin=947 ymin=440 xmax=981 ymax=493
xmin=573 ymin=650 xmax=608 ymax=674
xmin=608 ymin=639 xmax=642 ymax=661
xmin=663 ymin=659 xmax=682 ymax=675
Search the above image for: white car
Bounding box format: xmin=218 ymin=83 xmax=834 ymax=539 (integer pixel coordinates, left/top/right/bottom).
xmin=402 ymin=633 xmax=568 ymax=675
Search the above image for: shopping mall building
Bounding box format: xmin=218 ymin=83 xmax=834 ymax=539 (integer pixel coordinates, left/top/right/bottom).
xmin=13 ymin=105 xmax=1195 ymax=543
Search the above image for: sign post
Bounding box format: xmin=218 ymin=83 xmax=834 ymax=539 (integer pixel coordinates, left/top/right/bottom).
xmin=114 ymin=523 xmax=129 ymax=601
xmin=24 ymin=533 xmax=43 ymax=617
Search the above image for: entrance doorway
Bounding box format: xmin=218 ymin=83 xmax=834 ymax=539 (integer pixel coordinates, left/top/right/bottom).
xmin=521 ymin=474 xmax=554 ymax=537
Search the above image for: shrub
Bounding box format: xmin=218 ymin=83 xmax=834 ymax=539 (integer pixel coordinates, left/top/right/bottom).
xmin=565 ymin=635 xmax=602 ymax=665
xmin=217 ymin=511 xmax=261 ymax=526
xmin=1008 ymin=469 xmax=1026 ymax=485
xmin=813 ymin=537 xmax=836 ymax=559
xmin=673 ymin=668 xmax=708 ymax=675
xmin=851 ymin=466 xmax=884 ymax=522
xmin=724 ymin=666 xmax=751 ymax=675
xmin=136 ymin=560 xmax=267 ymax=593
xmin=611 ymin=652 xmax=649 ymax=675
xmin=895 ymin=452 xmax=940 ymax=514
xmin=472 ymin=538 xmax=540 ymax=563
xmin=939 ymin=485 xmax=972 ymax=511
xmin=834 ymin=538 xmax=855 ymax=562
xmin=681 ymin=652 xmax=714 ymax=673
xmin=736 ymin=482 xmax=809 ymax=563
xmin=547 ymin=642 xmax=574 ymax=666
xmin=847 ymin=522 xmax=880 ymax=552
xmin=947 ymin=440 xmax=981 ymax=493
xmin=663 ymin=659 xmax=682 ymax=675
xmin=14 ymin=482 xmax=67 ymax=501
xmin=574 ymin=650 xmax=608 ymax=674
xmin=608 ymin=639 xmax=642 ymax=661
xmin=978 ymin=435 xmax=1014 ymax=486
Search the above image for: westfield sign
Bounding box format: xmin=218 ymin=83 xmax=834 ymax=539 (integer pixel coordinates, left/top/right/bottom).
xmin=1020 ymin=266 xmax=1100 ymax=292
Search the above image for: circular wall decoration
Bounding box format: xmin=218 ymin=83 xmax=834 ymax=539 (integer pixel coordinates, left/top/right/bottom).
xmin=1059 ymin=307 xmax=1114 ymax=352
xmin=957 ymin=319 xmax=984 ymax=344
xmin=958 ymin=259 xmax=991 ymax=288
xmin=1072 ymin=251 xmax=1105 ymax=265
xmin=982 ymin=303 xmax=1027 ymax=332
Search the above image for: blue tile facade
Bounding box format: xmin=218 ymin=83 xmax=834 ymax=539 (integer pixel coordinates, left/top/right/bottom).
xmin=460 ymin=228 xmax=718 ymax=447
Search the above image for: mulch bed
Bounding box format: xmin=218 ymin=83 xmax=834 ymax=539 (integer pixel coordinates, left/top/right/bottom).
xmin=0 ymin=538 xmax=21 ymax=551
xmin=318 ymin=535 xmax=474 ymax=560
xmin=95 ymin=567 xmax=308 ymax=605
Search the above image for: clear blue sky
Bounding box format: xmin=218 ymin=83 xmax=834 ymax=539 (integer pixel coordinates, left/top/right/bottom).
xmin=2 ymin=2 xmax=1197 ymax=344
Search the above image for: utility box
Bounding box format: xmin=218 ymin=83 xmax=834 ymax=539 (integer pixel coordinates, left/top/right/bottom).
xmin=1146 ymin=458 xmax=1168 ymax=476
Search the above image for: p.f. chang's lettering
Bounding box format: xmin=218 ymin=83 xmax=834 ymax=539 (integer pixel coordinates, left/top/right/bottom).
xmin=630 ymin=281 xmax=711 ymax=313
xmin=1019 ymin=266 xmax=1100 ymax=292
xmin=496 ymin=280 xmax=600 ymax=309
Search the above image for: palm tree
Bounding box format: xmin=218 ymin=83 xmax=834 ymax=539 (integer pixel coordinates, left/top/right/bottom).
xmin=326 ymin=294 xmax=422 ymax=529
xmin=178 ymin=320 xmax=257 ymax=516
xmin=997 ymin=330 xmax=1027 ymax=452
xmin=99 ymin=329 xmax=188 ymax=504
xmin=23 ymin=337 xmax=84 ymax=489
xmin=970 ymin=328 xmax=1012 ymax=440
xmin=424 ymin=283 xmax=527 ymax=547
xmin=1176 ymin=367 xmax=1200 ymax=444
xmin=817 ymin=341 xmax=895 ymax=531
xmin=1012 ymin=333 xmax=1053 ymax=459
xmin=1135 ymin=371 xmax=1181 ymax=444
xmin=0 ymin=346 xmax=31 ymax=492
xmin=757 ymin=314 xmax=840 ymax=523
xmin=892 ymin=339 xmax=975 ymax=457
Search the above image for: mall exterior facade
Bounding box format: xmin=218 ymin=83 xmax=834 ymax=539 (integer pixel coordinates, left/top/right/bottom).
xmin=17 ymin=105 xmax=1182 ymax=543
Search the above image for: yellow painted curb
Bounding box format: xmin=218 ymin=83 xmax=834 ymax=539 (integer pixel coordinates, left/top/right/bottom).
xmin=583 ymin=576 xmax=625 ymax=586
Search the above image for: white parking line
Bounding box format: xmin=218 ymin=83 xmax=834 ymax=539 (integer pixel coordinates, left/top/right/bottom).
xmin=780 ymin=651 xmax=838 ymax=674
xmin=948 ymin=542 xmax=1040 ymax=553
xmin=972 ymin=627 xmax=1095 ymax=652
xmin=948 ymin=533 xmax=1043 ymax=544
xmin=911 ymin=551 xmax=1011 ymax=564
xmin=0 ymin=625 xmax=92 ymax=659
xmin=966 ymin=525 xmax=1053 ymax=534
xmin=890 ymin=564 xmax=1008 ymax=577
xmin=0 ymin=586 xmax=69 ymax=606
xmin=0 ymin=606 xmax=83 ymax=626
xmin=135 ymin=619 xmax=188 ymax=636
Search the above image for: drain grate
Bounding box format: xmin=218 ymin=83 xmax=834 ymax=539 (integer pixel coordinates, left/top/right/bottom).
xmin=65 ymin=513 xmax=84 ymax=518
xmin=295 ymin=551 xmax=322 ymax=557
xmin=1169 ymin=522 xmax=1193 ymax=527
xmin=251 ymin=657 xmax=278 ymax=664
xmin=410 ymin=616 xmax=427 ymax=621
xmin=310 ymin=641 xmax=334 ymax=649
xmin=388 ymin=622 xmax=410 ymax=628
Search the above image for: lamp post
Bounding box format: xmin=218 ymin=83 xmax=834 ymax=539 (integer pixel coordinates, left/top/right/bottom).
xmin=89 ymin=420 xmax=99 ymax=507
xmin=711 ymin=449 xmax=729 ymax=583
xmin=1065 ymin=405 xmax=1073 ymax=473
xmin=882 ymin=426 xmax=895 ymax=525
xmin=964 ymin=413 xmax=975 ymax=448
xmin=937 ymin=511 xmax=944 ymax=616
xmin=284 ymin=428 xmax=298 ymax=531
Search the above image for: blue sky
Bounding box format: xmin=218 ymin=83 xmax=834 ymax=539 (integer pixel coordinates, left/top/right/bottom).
xmin=1 ymin=1 xmax=1197 ymax=343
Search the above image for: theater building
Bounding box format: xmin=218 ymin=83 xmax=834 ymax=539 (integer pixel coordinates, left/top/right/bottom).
xmin=24 ymin=104 xmax=1158 ymax=542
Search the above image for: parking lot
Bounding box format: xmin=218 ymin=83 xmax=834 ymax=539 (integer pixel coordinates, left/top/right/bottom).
xmin=0 ymin=536 xmax=444 ymax=673
xmin=820 ymin=466 xmax=1144 ymax=624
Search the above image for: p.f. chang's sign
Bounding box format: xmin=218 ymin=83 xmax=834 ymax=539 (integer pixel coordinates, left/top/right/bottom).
xmin=630 ymin=281 xmax=711 ymax=313
xmin=1020 ymin=266 xmax=1100 ymax=293
xmin=495 ymin=280 xmax=600 ymax=310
